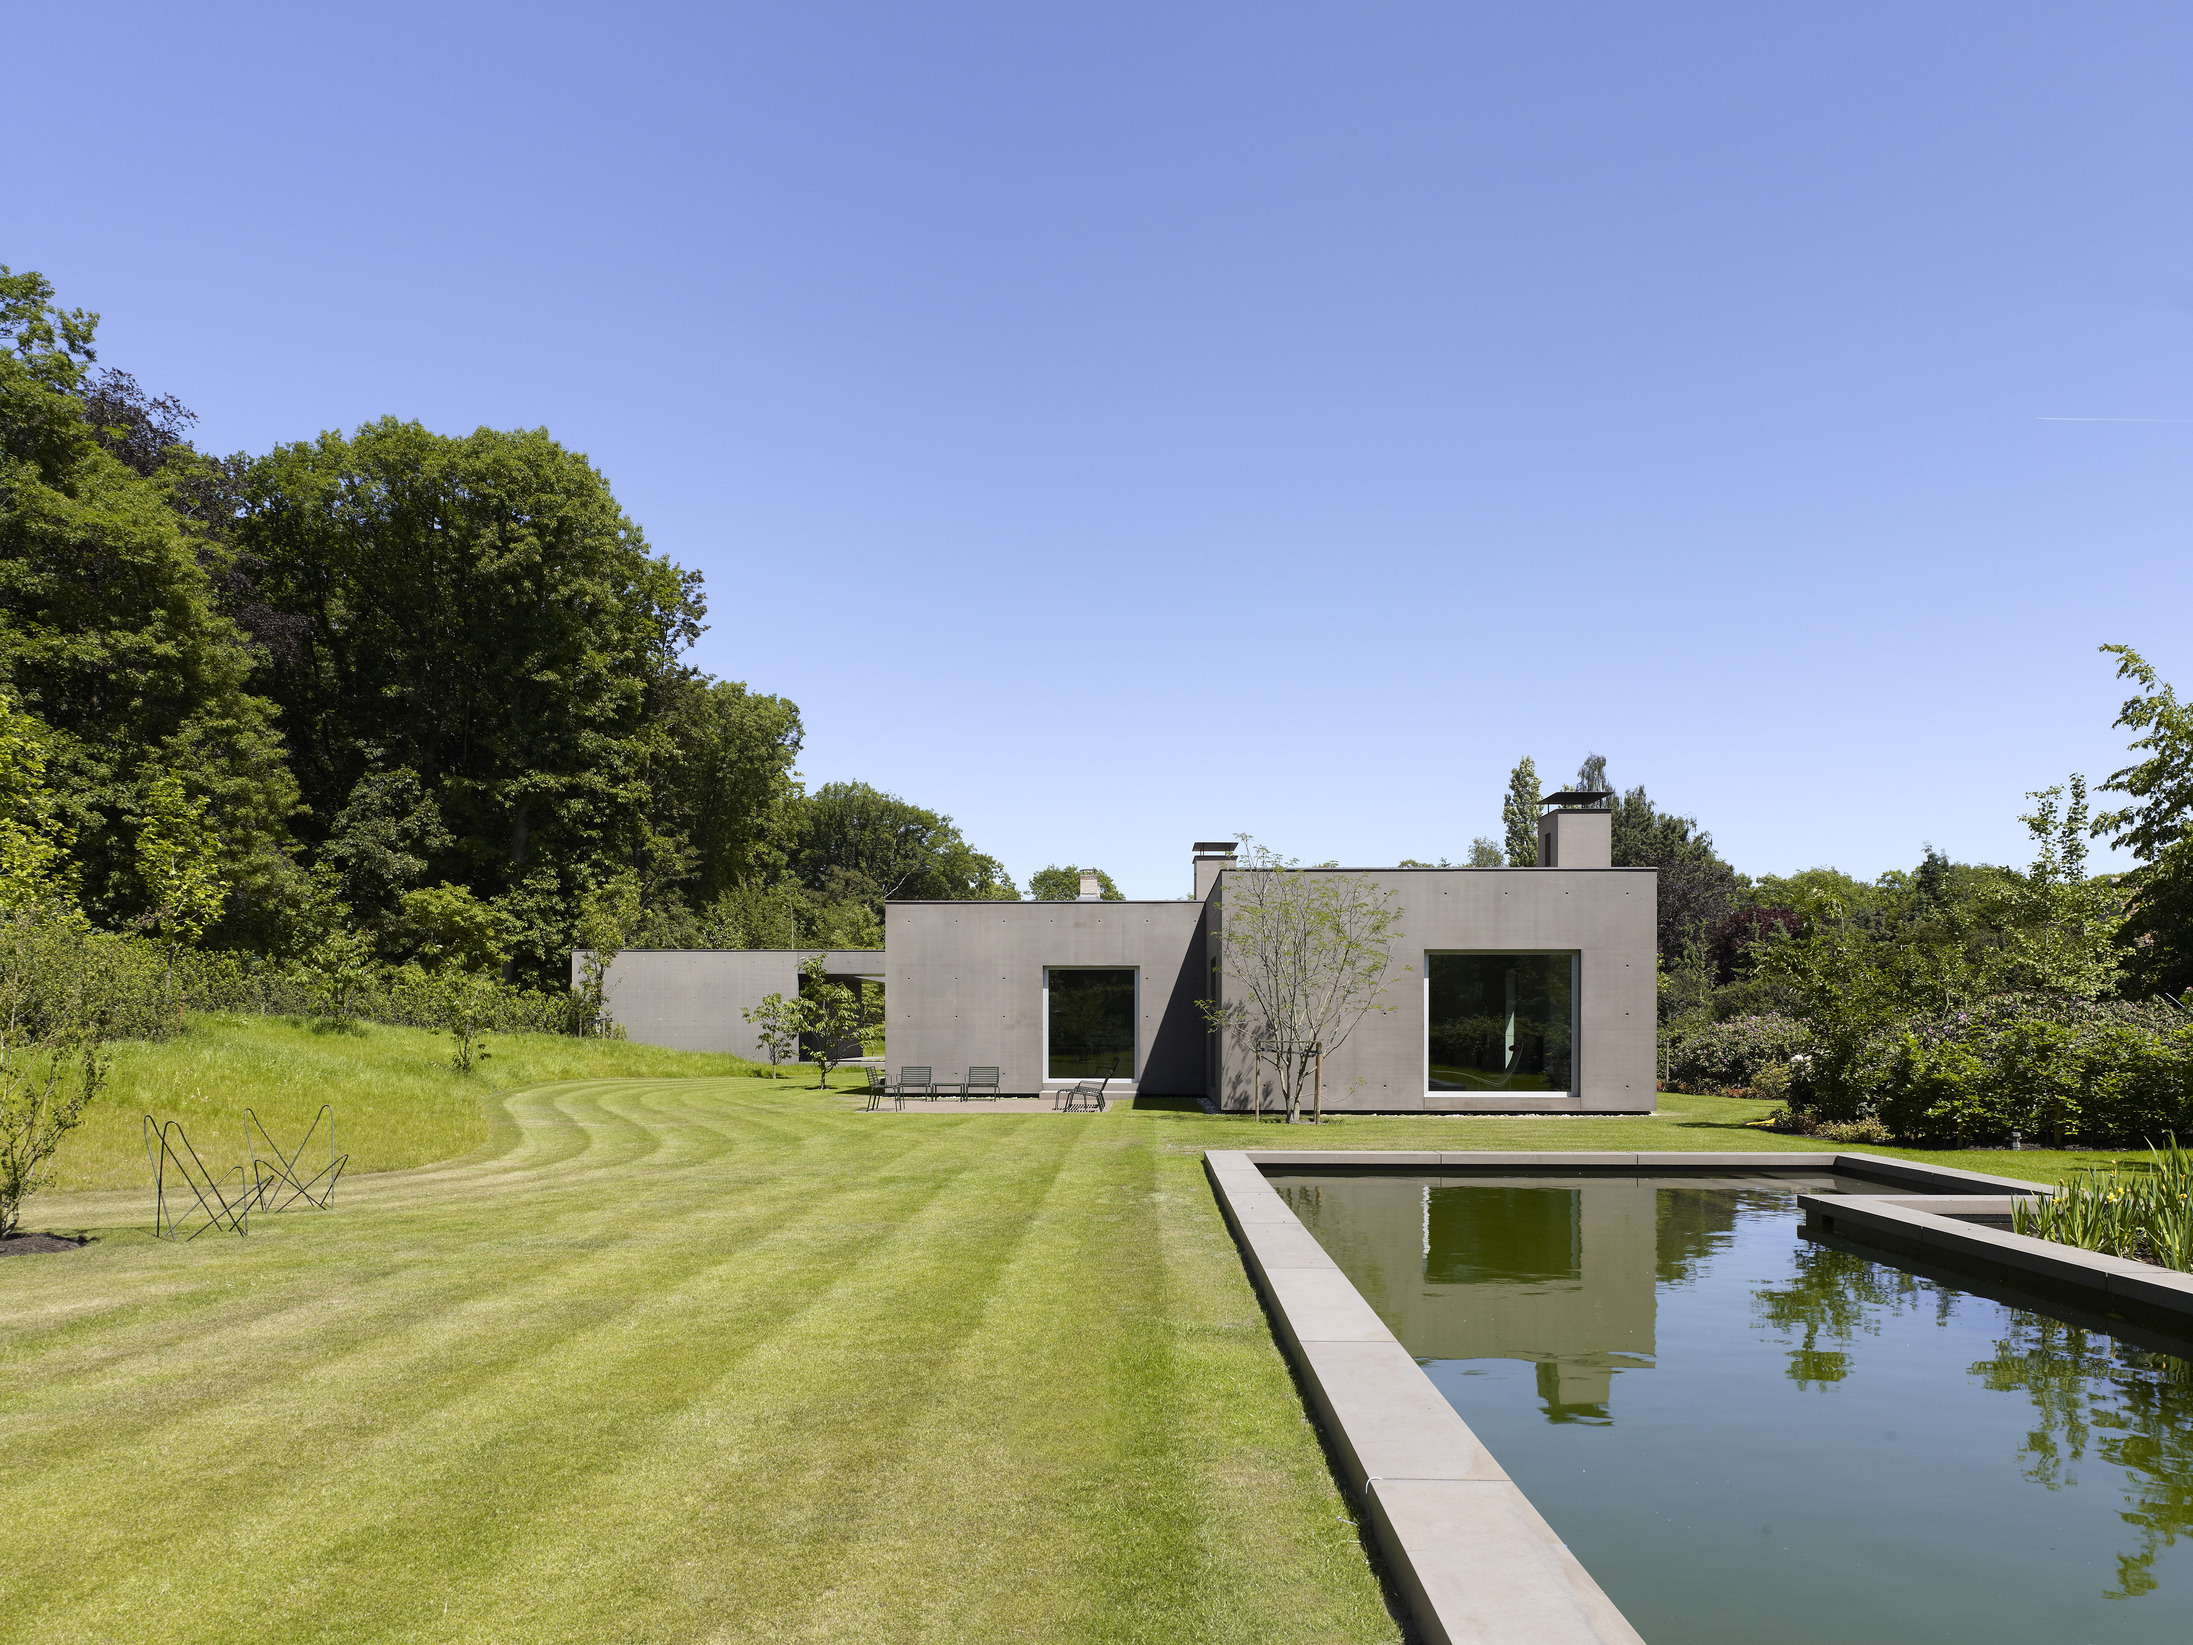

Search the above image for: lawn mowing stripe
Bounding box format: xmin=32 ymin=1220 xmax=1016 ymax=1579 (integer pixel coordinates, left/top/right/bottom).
xmin=4 ymin=1087 xmax=1080 ymax=1641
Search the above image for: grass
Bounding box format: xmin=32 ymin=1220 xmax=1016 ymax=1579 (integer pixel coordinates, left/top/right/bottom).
xmin=57 ymin=1012 xmax=771 ymax=1190
xmin=3 ymin=1046 xmax=2151 ymax=1643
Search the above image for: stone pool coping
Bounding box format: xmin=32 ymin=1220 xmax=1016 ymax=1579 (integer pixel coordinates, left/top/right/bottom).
xmin=1202 ymin=1147 xmax=2095 ymax=1645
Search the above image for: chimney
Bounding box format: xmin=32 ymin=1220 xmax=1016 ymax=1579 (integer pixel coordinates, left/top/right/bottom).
xmin=1076 ymin=871 xmax=1103 ymax=901
xmin=1192 ymin=840 xmax=1237 ymax=900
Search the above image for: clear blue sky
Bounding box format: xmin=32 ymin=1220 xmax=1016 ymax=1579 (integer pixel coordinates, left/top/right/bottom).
xmin=9 ymin=2 xmax=2190 ymax=897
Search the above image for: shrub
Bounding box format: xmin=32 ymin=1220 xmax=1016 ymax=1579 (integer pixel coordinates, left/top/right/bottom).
xmin=0 ymin=906 xmax=119 ymax=1235
xmin=1664 ymin=1013 xmax=1814 ymax=1094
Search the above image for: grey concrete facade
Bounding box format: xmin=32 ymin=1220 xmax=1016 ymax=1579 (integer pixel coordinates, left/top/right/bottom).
xmin=883 ymin=899 xmax=1206 ymax=1096
xmin=581 ymin=949 xmax=882 ymax=1059
xmin=590 ymin=836 xmax=1659 ymax=1109
xmin=1206 ymin=865 xmax=1658 ymax=1112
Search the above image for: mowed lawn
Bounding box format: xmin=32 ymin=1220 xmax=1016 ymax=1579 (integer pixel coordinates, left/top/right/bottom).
xmin=2 ymin=1044 xmax=2117 ymax=1644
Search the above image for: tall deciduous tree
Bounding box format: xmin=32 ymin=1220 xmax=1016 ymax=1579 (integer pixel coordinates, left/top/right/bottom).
xmin=1611 ymin=784 xmax=1746 ymax=959
xmin=1501 ymin=757 xmax=1541 ymax=866
xmin=0 ymin=268 xmax=299 ymax=945
xmin=1029 ymin=865 xmax=1122 ymax=901
xmin=789 ymin=782 xmax=1015 ymax=907
xmin=235 ymin=418 xmax=705 ymax=985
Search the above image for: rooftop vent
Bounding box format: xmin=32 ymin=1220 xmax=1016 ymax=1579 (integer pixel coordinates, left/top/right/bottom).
xmin=1192 ymin=840 xmax=1238 ymax=856
xmin=1077 ymin=871 xmax=1103 ymax=901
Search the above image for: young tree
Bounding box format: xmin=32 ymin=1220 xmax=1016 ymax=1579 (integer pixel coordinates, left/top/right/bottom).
xmin=1501 ymin=757 xmax=1541 ymax=866
xmin=1978 ymin=778 xmax=2121 ymax=1000
xmin=794 ymin=956 xmax=862 ymax=1088
xmin=572 ymin=873 xmax=640 ymax=1035
xmin=0 ymin=907 xmax=112 ymax=1237
xmin=1468 ymin=837 xmax=1503 ymax=867
xmin=2096 ymin=644 xmax=2193 ymax=996
xmin=134 ymin=772 xmax=225 ymax=994
xmin=1028 ymin=865 xmax=1123 ymax=900
xmin=1203 ymin=841 xmax=1406 ymax=1122
xmin=742 ymin=991 xmax=802 ymax=1077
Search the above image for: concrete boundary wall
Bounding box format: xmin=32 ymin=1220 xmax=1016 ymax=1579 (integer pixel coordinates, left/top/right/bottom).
xmin=1203 ymin=1147 xmax=2116 ymax=1645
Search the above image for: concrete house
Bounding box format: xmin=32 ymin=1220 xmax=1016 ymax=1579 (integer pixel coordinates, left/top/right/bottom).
xmin=587 ymin=803 xmax=1658 ymax=1113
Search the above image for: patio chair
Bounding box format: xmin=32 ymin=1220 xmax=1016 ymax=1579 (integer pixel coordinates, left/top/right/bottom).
xmin=864 ymin=1067 xmax=902 ymax=1111
xmin=1059 ymin=1077 xmax=1110 ymax=1113
xmin=898 ymin=1066 xmax=937 ymax=1102
xmin=957 ymin=1066 xmax=1001 ymax=1102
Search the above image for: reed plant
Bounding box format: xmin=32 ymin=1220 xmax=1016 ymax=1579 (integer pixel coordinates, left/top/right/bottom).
xmin=2013 ymin=1139 xmax=2193 ymax=1271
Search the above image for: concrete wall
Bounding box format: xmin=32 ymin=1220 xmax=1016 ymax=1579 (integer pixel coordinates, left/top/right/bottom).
xmin=884 ymin=900 xmax=1207 ymax=1095
xmin=1211 ymin=866 xmax=1657 ymax=1113
xmin=584 ymin=949 xmax=883 ymax=1059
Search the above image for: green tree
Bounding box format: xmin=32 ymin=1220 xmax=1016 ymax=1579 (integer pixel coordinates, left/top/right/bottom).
xmin=1468 ymin=837 xmax=1503 ymax=867
xmin=1501 ymin=757 xmax=1541 ymax=866
xmin=742 ymin=991 xmax=802 ymax=1077
xmin=0 ymin=691 xmax=68 ymax=910
xmin=572 ymin=874 xmax=641 ymax=1034
xmin=0 ymin=268 xmax=299 ymax=945
xmin=234 ymin=417 xmax=705 ymax=986
xmin=788 ymin=782 xmax=1015 ymax=908
xmin=398 ymin=882 xmax=522 ymax=974
xmin=646 ymin=676 xmax=803 ymax=907
xmin=1572 ymin=753 xmax=1610 ymax=802
xmin=0 ymin=907 xmax=114 ymax=1236
xmin=2096 ymin=643 xmax=2193 ymax=996
xmin=1610 ymin=785 xmax=1746 ymax=959
xmin=794 ymin=956 xmax=861 ymax=1087
xmin=1976 ymin=778 xmax=2121 ymax=1001
xmin=134 ymin=771 xmax=226 ymax=991
xmin=1028 ymin=865 xmax=1123 ymax=900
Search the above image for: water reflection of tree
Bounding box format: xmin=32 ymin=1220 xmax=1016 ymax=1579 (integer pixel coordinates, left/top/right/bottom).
xmin=1970 ymin=1319 xmax=2193 ymax=1600
xmin=1655 ymin=1188 xmax=1748 ymax=1285
xmin=1749 ymin=1245 xmax=1948 ymax=1389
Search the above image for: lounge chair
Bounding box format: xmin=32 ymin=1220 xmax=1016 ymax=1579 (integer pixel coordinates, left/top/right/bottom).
xmin=958 ymin=1066 xmax=1000 ymax=1101
xmin=899 ymin=1066 xmax=937 ymax=1102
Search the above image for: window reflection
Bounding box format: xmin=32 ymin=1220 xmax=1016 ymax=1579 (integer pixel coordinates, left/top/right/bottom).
xmin=1427 ymin=952 xmax=1574 ymax=1092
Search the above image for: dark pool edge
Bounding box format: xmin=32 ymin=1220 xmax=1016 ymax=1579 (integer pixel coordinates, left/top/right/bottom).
xmin=1798 ymin=1191 xmax=2193 ymax=1335
xmin=1207 ymin=1149 xmax=1648 ymax=1645
xmin=1204 ymin=1148 xmax=2096 ymax=1645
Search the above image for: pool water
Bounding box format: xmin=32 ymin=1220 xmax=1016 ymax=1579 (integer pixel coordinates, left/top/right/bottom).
xmin=1268 ymin=1170 xmax=2193 ymax=1645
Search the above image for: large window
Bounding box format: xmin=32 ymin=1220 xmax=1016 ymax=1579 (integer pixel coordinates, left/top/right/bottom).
xmin=1426 ymin=953 xmax=1574 ymax=1093
xmin=1047 ymin=968 xmax=1136 ymax=1080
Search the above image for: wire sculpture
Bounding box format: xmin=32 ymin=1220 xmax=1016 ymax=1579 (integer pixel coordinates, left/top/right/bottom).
xmin=248 ymin=1105 xmax=347 ymax=1212
xmin=143 ymin=1116 xmax=252 ymax=1241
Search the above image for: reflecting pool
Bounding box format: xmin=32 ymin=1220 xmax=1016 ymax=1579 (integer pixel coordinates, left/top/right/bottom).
xmin=1269 ymin=1170 xmax=2193 ymax=1644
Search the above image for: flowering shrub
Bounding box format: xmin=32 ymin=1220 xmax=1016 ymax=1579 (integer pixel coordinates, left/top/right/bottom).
xmin=1664 ymin=1013 xmax=1814 ymax=1094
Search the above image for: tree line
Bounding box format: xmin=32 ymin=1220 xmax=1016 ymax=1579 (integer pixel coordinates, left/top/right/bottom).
xmin=1500 ymin=659 xmax=2193 ymax=1145
xmin=2 ymin=265 xmax=1133 ymax=1009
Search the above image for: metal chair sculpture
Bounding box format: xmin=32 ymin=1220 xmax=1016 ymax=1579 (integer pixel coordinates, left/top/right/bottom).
xmin=958 ymin=1066 xmax=1001 ymax=1102
xmin=898 ymin=1066 xmax=937 ymax=1102
xmin=143 ymin=1116 xmax=253 ymax=1241
xmin=247 ymin=1105 xmax=347 ymax=1212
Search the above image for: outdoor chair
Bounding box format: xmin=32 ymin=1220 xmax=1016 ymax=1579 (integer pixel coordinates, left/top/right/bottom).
xmin=1058 ymin=1078 xmax=1110 ymax=1113
xmin=864 ymin=1068 xmax=902 ymax=1110
xmin=898 ymin=1066 xmax=937 ymax=1101
xmin=957 ymin=1066 xmax=1000 ymax=1101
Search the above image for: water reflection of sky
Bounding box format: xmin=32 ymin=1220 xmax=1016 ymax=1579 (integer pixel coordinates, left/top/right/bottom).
xmin=1272 ymin=1172 xmax=2193 ymax=1645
